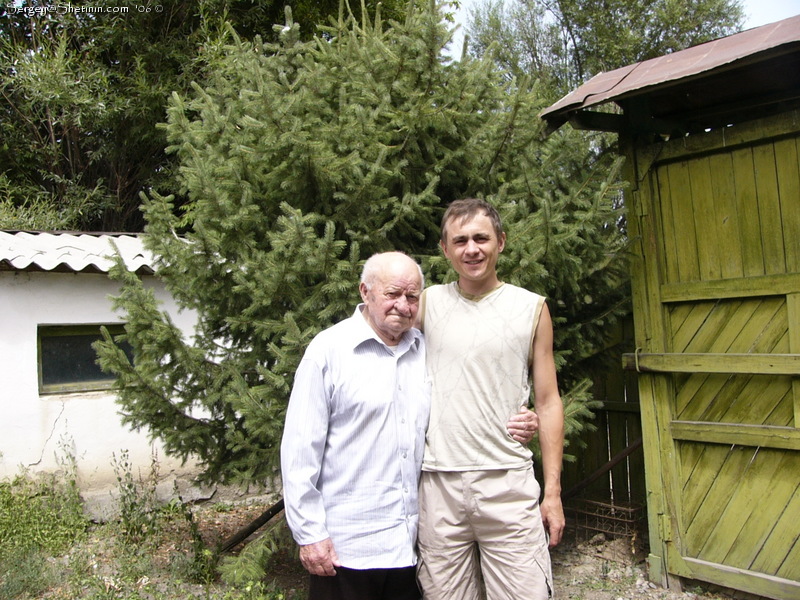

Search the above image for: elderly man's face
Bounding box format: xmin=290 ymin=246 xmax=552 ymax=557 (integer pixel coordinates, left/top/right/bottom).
xmin=360 ymin=257 xmax=421 ymax=345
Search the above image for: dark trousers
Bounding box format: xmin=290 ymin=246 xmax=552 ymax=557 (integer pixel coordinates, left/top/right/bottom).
xmin=309 ymin=565 xmax=420 ymax=600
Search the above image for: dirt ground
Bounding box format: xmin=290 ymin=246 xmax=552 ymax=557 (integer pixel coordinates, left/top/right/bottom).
xmin=549 ymin=534 xmax=733 ymax=600
xmin=195 ymin=498 xmax=734 ymax=600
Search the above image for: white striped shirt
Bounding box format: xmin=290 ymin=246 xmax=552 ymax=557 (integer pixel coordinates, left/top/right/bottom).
xmin=280 ymin=305 xmax=431 ymax=569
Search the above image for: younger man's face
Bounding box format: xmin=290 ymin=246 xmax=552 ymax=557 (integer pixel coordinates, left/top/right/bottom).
xmin=441 ymin=212 xmax=506 ymax=294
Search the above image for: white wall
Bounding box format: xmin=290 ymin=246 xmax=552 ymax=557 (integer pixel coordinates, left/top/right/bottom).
xmin=0 ymin=270 xmax=200 ymax=505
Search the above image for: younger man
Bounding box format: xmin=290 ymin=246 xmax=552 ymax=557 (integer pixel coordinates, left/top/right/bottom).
xmin=417 ymin=199 xmax=565 ymax=600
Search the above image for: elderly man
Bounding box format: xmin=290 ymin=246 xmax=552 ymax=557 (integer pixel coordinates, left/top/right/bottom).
xmin=281 ymin=251 xmax=429 ymax=600
xmin=417 ymin=199 xmax=566 ymax=600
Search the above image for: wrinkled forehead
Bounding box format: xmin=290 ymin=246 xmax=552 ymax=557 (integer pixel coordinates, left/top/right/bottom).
xmin=375 ymin=263 xmax=421 ymax=291
xmin=378 ymin=273 xmax=421 ymax=293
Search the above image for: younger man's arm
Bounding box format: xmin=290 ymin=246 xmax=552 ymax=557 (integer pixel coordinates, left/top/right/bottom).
xmin=531 ymin=303 xmax=565 ymax=547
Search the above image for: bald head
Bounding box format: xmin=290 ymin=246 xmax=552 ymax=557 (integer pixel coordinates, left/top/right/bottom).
xmin=361 ymin=252 xmax=424 ymax=290
xmin=359 ymin=252 xmax=423 ymax=345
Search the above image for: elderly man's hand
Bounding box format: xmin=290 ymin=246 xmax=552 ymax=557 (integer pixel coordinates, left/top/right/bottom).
xmin=506 ymin=408 xmax=539 ymax=444
xmin=299 ymin=538 xmax=341 ymax=576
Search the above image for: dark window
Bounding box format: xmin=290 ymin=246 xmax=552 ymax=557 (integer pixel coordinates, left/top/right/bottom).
xmin=38 ymin=324 xmax=133 ymax=394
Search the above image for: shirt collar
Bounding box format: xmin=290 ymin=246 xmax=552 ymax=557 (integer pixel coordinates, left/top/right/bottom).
xmin=348 ymin=304 xmax=422 ymax=353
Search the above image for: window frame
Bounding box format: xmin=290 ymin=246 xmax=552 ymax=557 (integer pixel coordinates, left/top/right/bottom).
xmin=37 ymin=323 xmax=131 ymax=395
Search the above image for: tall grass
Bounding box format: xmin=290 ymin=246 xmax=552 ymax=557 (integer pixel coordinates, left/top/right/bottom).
xmin=0 ymin=451 xmax=298 ymax=600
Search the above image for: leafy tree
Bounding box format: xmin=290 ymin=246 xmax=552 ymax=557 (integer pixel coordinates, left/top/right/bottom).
xmin=0 ymin=0 xmax=408 ymax=231
xmin=466 ymin=0 xmax=744 ymax=96
xmin=96 ymin=1 xmax=628 ymax=487
xmin=455 ymin=1 xmax=745 ymax=477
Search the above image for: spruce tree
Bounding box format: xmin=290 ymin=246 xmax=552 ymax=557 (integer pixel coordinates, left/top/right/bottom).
xmin=96 ymin=1 xmax=628 ymax=487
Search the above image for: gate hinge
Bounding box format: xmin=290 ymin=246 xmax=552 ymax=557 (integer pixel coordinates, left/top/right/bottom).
xmin=659 ymin=514 xmax=672 ymax=542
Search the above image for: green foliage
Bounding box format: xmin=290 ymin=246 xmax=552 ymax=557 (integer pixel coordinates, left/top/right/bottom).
xmin=0 ymin=1 xmax=191 ymax=230
xmin=111 ymin=450 xmax=162 ymax=543
xmin=220 ymin=580 xmax=297 ymax=600
xmin=0 ymin=458 xmax=301 ymax=599
xmin=167 ymin=500 xmax=220 ymax=585
xmin=0 ymin=0 xmax=410 ymax=232
xmin=0 ymin=471 xmax=87 ymax=562
xmin=0 ymin=547 xmax=64 ymax=599
xmin=96 ymin=1 xmax=629 ymax=486
xmin=467 ymin=0 xmax=745 ymax=97
xmin=554 ymin=0 xmax=745 ymax=84
xmin=218 ymin=517 xmax=295 ymax=586
xmin=0 ymin=459 xmax=86 ymax=600
xmin=0 ymin=173 xmax=83 ymax=230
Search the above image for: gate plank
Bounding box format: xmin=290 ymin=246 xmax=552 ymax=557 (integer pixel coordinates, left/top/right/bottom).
xmin=683 ymin=445 xmax=756 ymax=557
xmin=662 ymin=272 xmax=800 ymax=302
xmin=753 ymin=142 xmax=786 ymax=275
xmin=681 ymin=556 xmax=800 ymax=600
xmin=670 ymin=422 xmax=800 ymax=450
xmin=731 ymin=146 xmax=766 ymax=278
xmin=724 ymin=450 xmax=800 ymax=572
xmin=622 ymin=352 xmax=800 ymax=374
xmin=663 ymin=161 xmax=700 ymax=281
xmin=739 ymin=469 xmax=800 ymax=579
xmin=688 ymin=156 xmax=722 ymax=280
xmin=716 ymin=376 xmax=791 ymax=425
xmin=672 ymin=300 xmax=758 ymax=418
xmin=657 ymin=163 xmax=681 ymax=284
xmin=789 ymin=294 xmax=800 ymax=428
xmin=697 ymin=447 xmax=783 ymax=564
xmin=775 ymin=137 xmax=800 ymax=273
xmin=709 ymin=151 xmax=744 ymax=279
xmin=679 ymin=442 xmax=729 ymax=529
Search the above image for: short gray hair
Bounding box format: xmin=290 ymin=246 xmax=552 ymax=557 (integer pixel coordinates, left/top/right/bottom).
xmin=360 ymin=252 xmax=424 ymax=290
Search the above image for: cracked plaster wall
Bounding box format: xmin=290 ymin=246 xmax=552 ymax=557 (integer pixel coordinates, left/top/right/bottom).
xmin=0 ymin=270 xmax=201 ymax=504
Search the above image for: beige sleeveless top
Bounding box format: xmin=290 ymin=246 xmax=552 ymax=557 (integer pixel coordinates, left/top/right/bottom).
xmin=421 ymin=282 xmax=545 ymax=471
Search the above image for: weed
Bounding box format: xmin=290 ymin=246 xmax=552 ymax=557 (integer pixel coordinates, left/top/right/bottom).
xmin=222 ymin=580 xmax=297 ymax=600
xmin=0 ymin=547 xmax=63 ymax=598
xmin=0 ymin=449 xmax=86 ymax=599
xmin=111 ymin=449 xmax=161 ymax=543
xmin=218 ymin=515 xmax=295 ymax=588
xmin=0 ymin=454 xmax=298 ymax=600
xmin=0 ymin=471 xmax=86 ymax=560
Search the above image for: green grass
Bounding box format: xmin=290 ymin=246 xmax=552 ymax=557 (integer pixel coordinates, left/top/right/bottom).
xmin=0 ymin=472 xmax=87 ymax=560
xmin=0 ymin=460 xmax=300 ymax=600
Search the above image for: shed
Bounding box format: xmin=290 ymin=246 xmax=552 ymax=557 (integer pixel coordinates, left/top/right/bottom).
xmin=0 ymin=231 xmax=201 ymax=511
xmin=541 ymin=15 xmax=800 ymax=600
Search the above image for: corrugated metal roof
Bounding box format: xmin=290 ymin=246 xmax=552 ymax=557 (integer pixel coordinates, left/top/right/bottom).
xmin=540 ymin=14 xmax=800 ymax=130
xmin=0 ymin=231 xmax=154 ymax=274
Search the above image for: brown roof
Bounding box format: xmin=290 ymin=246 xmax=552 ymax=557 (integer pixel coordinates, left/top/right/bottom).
xmin=540 ymin=14 xmax=800 ymax=133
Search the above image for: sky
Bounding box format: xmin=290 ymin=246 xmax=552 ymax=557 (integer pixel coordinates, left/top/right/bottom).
xmin=447 ymin=0 xmax=800 ymax=59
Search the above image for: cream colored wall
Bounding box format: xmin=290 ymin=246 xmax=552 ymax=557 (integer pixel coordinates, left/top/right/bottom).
xmin=0 ymin=270 xmax=200 ymax=505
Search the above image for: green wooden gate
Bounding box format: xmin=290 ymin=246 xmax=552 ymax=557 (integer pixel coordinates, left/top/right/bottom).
xmin=624 ymin=112 xmax=800 ymax=599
